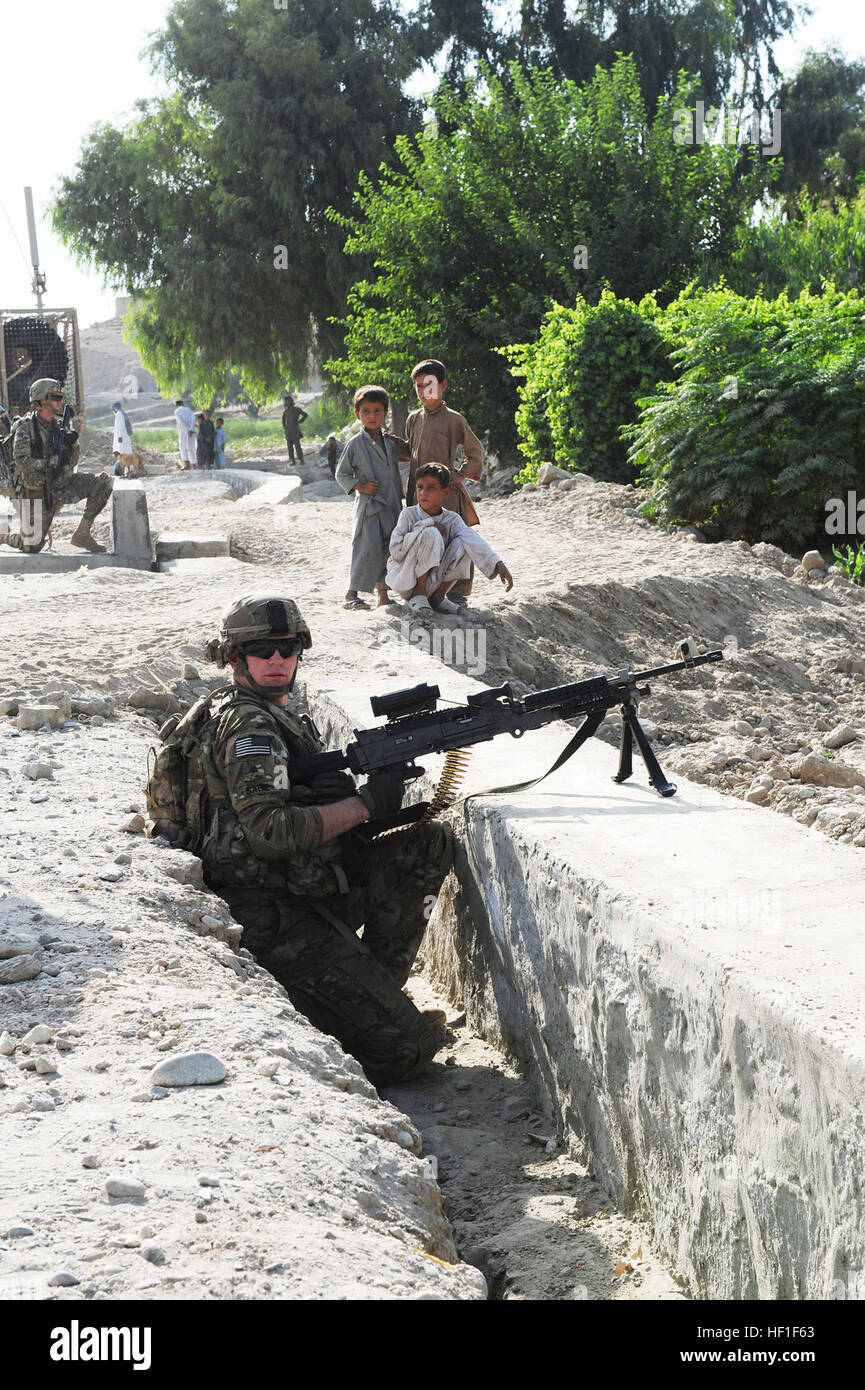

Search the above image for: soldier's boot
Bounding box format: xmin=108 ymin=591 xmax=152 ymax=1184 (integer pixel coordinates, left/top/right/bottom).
xmin=70 ymin=517 xmax=107 ymax=554
xmin=0 ymin=517 xmax=24 ymax=549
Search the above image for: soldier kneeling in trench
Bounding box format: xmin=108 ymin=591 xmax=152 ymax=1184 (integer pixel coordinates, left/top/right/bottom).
xmin=145 ymin=592 xmax=453 ymax=1087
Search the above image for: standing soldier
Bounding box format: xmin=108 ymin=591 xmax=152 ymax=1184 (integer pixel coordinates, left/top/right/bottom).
xmin=0 ymin=379 xmax=112 ymax=554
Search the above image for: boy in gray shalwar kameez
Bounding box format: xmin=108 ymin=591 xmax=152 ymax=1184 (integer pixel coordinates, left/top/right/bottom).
xmin=336 ymin=385 xmax=404 ymax=609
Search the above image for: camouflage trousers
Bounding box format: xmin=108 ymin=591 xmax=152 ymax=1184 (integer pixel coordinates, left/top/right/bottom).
xmin=220 ymin=822 xmax=454 ymax=1086
xmin=6 ymin=473 xmax=113 ymax=553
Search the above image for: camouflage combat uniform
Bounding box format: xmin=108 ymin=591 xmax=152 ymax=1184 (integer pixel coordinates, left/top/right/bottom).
xmin=6 ymin=411 xmax=112 ymax=552
xmin=196 ymin=686 xmax=453 ymax=1086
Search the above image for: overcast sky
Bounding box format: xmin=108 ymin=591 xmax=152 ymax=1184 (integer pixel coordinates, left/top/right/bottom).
xmin=0 ymin=0 xmax=862 ymax=333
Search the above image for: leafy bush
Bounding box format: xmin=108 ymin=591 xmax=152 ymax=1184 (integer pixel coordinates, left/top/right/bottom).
xmin=628 ymin=285 xmax=865 ymax=546
xmin=503 ymin=292 xmax=672 ymax=483
xmin=832 ymin=542 xmax=865 ymax=585
xmin=716 ymin=189 xmax=865 ymax=300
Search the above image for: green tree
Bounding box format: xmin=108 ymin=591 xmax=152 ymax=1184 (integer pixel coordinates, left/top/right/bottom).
xmin=328 ymin=56 xmax=764 ymax=455
xmin=769 ymin=49 xmax=865 ymax=210
xmin=53 ymin=0 xmax=424 ymax=400
xmin=509 ymin=1 xmax=804 ymax=113
xmin=721 ymin=188 xmax=865 ymax=298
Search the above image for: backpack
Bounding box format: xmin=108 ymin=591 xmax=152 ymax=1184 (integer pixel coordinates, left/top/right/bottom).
xmin=144 ymin=688 xmax=243 ymax=850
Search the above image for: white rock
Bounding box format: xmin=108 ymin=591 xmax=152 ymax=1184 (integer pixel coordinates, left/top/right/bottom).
xmin=139 ymin=1224 xmax=155 ymax=1239
xmin=536 ymin=463 xmax=574 ymax=486
xmin=140 ymin=1243 xmax=166 ymax=1265
xmin=197 ymin=1174 xmax=221 ymax=1187
xmin=5 ymin=1224 xmax=34 ymax=1238
xmin=791 ymin=753 xmax=865 ymax=789
xmin=81 ymin=1154 xmax=99 ymax=1168
xmin=21 ymin=1024 xmax=53 ymax=1046
xmin=824 ymin=724 xmax=858 ymax=750
xmin=745 ymin=783 xmax=771 ymax=804
xmin=34 ymin=1055 xmax=57 ymax=1075
xmin=0 ymin=1031 xmax=16 ymax=1055
xmin=257 ymin=1060 xmax=279 ymax=1077
xmin=14 ymin=705 xmax=66 ymax=731
xmin=71 ymin=696 xmax=113 ymax=718
xmin=0 ymin=940 xmax=37 ymax=960
xmin=0 ymin=951 xmax=42 ymax=984
xmin=22 ymin=761 xmax=54 ymax=781
xmin=801 ymin=550 xmax=825 ymax=572
xmin=149 ymin=1052 xmax=227 ymax=1087
xmin=105 ymin=1175 xmax=147 ymax=1199
xmin=40 ymin=690 xmax=72 ymax=720
xmin=48 ymin=1272 xmax=80 ymax=1287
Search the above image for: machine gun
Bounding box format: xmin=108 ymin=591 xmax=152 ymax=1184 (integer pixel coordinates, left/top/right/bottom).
xmin=290 ymin=647 xmax=724 ymax=824
xmin=54 ymin=401 xmax=78 ymax=477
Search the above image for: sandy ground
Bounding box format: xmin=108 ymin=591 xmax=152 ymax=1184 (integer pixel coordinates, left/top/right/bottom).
xmin=2 ymin=458 xmax=864 ymax=1301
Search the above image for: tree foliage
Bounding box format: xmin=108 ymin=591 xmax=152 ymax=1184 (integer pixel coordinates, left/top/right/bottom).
xmin=720 ymin=188 xmax=865 ymax=299
xmin=502 ymin=291 xmax=671 ymax=482
xmin=768 ymin=49 xmax=865 ymax=211
xmin=53 ymin=0 xmax=424 ymax=399
xmin=328 ymin=56 xmax=764 ymax=455
xmin=628 ymin=284 xmax=865 ymax=547
xmin=507 ymin=0 xmax=804 ymax=112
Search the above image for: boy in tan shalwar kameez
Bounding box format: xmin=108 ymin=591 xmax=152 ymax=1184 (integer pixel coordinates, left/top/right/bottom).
xmin=388 ymin=359 xmax=484 ymax=606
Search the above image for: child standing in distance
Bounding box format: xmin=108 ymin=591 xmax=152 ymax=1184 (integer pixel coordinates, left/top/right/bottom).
xmin=336 ymin=385 xmax=404 ymax=610
xmin=387 ymin=463 xmax=513 ymax=614
xmin=214 ymin=417 xmax=227 ymax=469
xmin=388 ymin=359 xmax=485 ymax=607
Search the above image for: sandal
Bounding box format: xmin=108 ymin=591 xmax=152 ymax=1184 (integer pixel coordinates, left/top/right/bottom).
xmin=407 ymin=595 xmax=433 ymax=613
xmin=343 ymin=596 xmax=370 ymax=610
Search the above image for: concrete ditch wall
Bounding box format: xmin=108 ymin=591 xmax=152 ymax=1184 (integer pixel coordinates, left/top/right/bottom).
xmin=311 ymin=668 xmax=865 ymax=1301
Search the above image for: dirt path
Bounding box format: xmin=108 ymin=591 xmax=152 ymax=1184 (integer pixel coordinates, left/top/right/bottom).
xmin=3 ymin=463 xmax=864 ymax=1300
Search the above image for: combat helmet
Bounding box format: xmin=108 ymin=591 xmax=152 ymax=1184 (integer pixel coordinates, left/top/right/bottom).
xmin=207 ymin=592 xmax=311 ymax=700
xmin=208 ymin=592 xmax=311 ymax=667
xmin=29 ymin=377 xmax=63 ymax=405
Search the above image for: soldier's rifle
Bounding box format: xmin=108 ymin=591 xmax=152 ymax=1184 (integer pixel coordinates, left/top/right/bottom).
xmin=290 ymin=647 xmax=724 ymax=823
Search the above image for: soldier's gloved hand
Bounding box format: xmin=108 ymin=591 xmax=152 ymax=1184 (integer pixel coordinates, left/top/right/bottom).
xmin=358 ymin=771 xmax=406 ymax=819
xmin=308 ymin=769 xmax=357 ymax=803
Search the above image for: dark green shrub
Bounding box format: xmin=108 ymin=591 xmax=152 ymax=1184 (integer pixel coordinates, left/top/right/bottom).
xmin=627 ymin=284 xmax=865 ymax=547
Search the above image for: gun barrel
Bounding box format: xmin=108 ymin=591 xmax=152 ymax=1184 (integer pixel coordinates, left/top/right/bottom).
xmin=626 ymin=649 xmax=724 ymax=684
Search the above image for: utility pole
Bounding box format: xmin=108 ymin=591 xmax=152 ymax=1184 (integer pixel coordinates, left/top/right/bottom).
xmin=24 ymin=186 xmax=46 ymax=314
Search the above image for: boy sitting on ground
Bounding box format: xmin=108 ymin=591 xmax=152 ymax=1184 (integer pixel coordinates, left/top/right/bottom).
xmin=386 ymin=463 xmax=513 ymax=613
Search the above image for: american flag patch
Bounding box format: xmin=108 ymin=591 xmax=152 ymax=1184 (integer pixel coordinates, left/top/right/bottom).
xmin=234 ymin=735 xmax=272 ymax=758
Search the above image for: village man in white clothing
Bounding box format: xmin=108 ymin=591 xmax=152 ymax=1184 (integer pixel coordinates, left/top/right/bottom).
xmin=174 ymin=399 xmax=196 ymax=469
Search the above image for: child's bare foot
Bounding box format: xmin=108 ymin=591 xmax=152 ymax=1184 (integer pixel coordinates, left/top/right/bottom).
xmin=375 ymin=588 xmax=390 ymax=607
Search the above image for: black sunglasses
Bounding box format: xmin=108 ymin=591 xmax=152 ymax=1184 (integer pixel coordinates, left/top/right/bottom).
xmin=48 ymin=393 xmax=64 ymax=401
xmin=241 ymin=639 xmax=304 ymax=659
